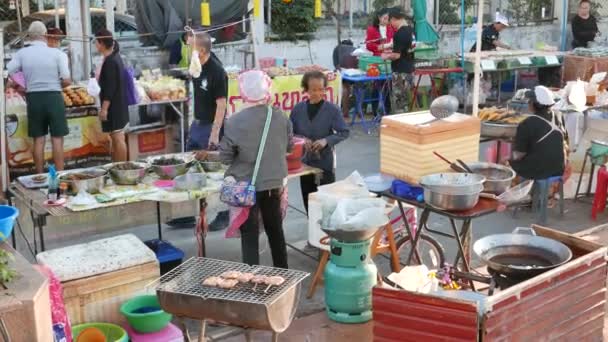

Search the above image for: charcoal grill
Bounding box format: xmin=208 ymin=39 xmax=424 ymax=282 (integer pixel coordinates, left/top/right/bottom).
xmin=154 ymin=257 xmax=309 ymax=341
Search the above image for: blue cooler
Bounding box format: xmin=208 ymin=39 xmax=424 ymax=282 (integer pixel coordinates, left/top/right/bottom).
xmin=144 ymin=240 xmax=184 ymax=275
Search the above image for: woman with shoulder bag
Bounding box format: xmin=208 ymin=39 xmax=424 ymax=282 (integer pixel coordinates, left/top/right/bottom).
xmin=218 ymin=70 xmax=293 ymax=269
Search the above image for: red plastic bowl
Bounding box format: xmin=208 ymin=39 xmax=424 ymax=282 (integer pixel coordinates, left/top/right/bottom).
xmin=287 ymin=137 xmax=306 ymax=171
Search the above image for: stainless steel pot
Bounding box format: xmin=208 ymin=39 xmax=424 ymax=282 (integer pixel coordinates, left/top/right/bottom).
xmin=468 ymin=162 xmax=516 ymax=195
xmin=108 ymin=162 xmax=149 ymax=185
xmin=480 ymin=121 xmax=518 ymax=139
xmin=59 ymin=168 xmax=107 ymax=194
xmin=473 ymin=227 xmax=573 ymax=279
xmin=419 ymin=173 xmax=486 ymax=194
xmin=148 ymin=154 xmax=194 ymax=180
xmin=422 ymin=184 xmax=483 ymax=211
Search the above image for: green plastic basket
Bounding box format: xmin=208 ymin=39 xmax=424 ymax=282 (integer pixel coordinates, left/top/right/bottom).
xmin=358 ymin=55 xmax=392 ymax=74
xmin=120 ymin=295 xmax=172 ymax=333
xmin=72 ymin=323 xmax=128 ymax=342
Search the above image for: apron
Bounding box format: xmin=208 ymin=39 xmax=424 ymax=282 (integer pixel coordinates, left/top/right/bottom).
xmin=535 ymin=113 xmax=562 ymax=145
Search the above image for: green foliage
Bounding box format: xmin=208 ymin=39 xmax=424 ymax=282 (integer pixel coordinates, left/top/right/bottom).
xmin=373 ymin=0 xmax=396 ymax=12
xmin=271 ymin=0 xmax=318 ymax=41
xmin=510 ymin=0 xmax=556 ymax=24
xmin=438 ymin=0 xmax=474 ymax=25
xmin=0 ymin=249 xmax=16 ymax=285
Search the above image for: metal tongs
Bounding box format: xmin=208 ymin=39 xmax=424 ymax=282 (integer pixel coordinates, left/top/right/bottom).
xmin=433 ymin=151 xmax=473 ymax=173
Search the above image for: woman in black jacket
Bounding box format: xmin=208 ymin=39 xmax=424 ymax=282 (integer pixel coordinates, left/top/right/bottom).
xmin=95 ymin=28 xmax=129 ymax=161
xmin=572 ymin=0 xmax=599 ymax=49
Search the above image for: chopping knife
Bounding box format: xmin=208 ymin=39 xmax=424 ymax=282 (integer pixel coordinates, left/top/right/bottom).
xmin=433 ymin=151 xmax=467 ymax=173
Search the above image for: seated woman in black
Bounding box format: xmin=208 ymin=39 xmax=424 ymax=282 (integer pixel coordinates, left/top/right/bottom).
xmin=510 ymin=86 xmax=565 ymax=180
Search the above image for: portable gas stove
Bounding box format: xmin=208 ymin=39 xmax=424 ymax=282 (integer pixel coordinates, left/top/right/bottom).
xmin=154 ymin=257 xmax=309 ymax=342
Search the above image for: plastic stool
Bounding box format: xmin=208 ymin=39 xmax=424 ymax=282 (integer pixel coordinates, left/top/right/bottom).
xmin=592 ymin=166 xmax=608 ymax=220
xmin=532 ymin=176 xmax=564 ymax=224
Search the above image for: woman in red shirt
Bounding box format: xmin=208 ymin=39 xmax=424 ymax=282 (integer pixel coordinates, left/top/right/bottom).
xmin=366 ymin=8 xmax=395 ymax=56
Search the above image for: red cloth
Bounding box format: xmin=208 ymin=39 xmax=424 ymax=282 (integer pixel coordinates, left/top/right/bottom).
xmin=366 ymin=25 xmax=395 ymax=56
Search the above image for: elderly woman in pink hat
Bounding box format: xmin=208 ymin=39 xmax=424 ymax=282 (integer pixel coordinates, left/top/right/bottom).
xmin=219 ymin=70 xmax=293 ymax=269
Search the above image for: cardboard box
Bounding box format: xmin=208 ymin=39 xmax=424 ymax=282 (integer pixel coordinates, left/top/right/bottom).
xmin=127 ymin=125 xmax=174 ymax=161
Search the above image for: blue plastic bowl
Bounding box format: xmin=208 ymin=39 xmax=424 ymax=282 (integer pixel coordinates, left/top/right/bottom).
xmin=0 ymin=206 xmax=18 ymax=242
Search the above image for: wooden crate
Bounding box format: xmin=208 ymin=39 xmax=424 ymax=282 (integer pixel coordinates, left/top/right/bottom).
xmin=380 ymin=112 xmax=481 ymax=184
xmin=37 ymin=234 xmax=160 ymax=326
xmin=0 ymin=243 xmax=53 ymax=342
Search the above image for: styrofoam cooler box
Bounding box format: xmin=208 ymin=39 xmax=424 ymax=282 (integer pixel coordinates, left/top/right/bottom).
xmin=36 ymin=234 xmax=160 ymax=325
xmin=381 ymin=112 xmax=481 ymax=184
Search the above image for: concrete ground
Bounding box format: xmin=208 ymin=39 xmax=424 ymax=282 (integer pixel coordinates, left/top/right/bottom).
xmin=9 ymin=127 xmax=606 ymax=340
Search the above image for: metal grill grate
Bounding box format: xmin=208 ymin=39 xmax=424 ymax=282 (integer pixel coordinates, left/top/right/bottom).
xmin=155 ymin=257 xmax=309 ymax=306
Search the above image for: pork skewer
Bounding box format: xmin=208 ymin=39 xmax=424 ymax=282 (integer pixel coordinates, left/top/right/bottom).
xmin=251 ymin=275 xmax=268 ymax=292
xmin=263 ymin=276 xmax=286 ymax=293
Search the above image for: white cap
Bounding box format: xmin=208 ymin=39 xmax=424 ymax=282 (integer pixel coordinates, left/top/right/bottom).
xmin=535 ymin=86 xmax=556 ymax=106
xmin=496 ymin=13 xmax=509 ymax=26
xmin=28 ymin=21 xmax=47 ymax=37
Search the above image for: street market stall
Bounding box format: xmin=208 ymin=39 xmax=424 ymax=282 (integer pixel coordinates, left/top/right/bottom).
xmin=462 ymin=50 xmax=565 ymax=102
xmin=373 ymin=225 xmax=608 ymax=341
xmin=563 ymin=48 xmax=608 ymax=83
xmin=226 ymin=66 xmax=342 ymax=116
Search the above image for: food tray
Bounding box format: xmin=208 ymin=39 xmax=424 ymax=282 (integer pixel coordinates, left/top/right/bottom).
xmin=17 ymin=174 xmax=49 ymax=189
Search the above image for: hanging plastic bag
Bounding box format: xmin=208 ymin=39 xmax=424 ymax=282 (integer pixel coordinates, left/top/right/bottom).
xmin=123 ymin=66 xmax=139 ymax=105
xmin=87 ymin=77 xmax=100 ymax=97
xmin=189 ymin=50 xmax=202 ymax=78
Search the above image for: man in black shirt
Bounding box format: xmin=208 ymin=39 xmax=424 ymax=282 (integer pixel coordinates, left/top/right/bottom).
xmin=332 ymin=39 xmax=357 ymax=117
xmin=183 ymin=32 xmax=229 ymax=231
xmin=470 ymin=14 xmax=511 ymax=52
xmin=189 ymin=32 xmax=228 ymax=150
xmin=382 ymin=8 xmax=415 ymax=113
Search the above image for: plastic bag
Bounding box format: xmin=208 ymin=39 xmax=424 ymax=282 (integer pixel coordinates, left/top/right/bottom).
xmin=87 ymin=77 xmax=100 ymax=97
xmin=189 ymin=50 xmax=202 ymax=78
xmin=351 ymin=47 xmax=373 ymax=57
xmin=327 ymin=197 xmax=387 ymax=231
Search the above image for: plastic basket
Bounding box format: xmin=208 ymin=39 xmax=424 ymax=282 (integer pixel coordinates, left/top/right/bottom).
xmin=358 ymin=56 xmax=392 ymax=74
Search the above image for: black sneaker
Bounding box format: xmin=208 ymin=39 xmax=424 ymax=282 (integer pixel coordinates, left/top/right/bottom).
xmin=208 ymin=210 xmax=229 ymax=232
xmin=166 ymin=217 xmax=196 ymax=228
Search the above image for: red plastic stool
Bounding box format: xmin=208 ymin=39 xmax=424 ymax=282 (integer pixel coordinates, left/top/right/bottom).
xmin=592 ymin=166 xmax=608 ymax=220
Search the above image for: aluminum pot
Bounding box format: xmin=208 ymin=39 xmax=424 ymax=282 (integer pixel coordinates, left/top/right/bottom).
xmin=473 ymin=227 xmax=572 ymax=279
xmin=59 ymin=168 xmax=107 ymax=194
xmin=422 ymin=184 xmax=483 ymax=211
xmin=468 ymin=162 xmax=516 ymax=195
xmin=480 ymin=121 xmax=518 ymax=139
xmin=108 ymin=162 xmax=149 ymax=185
xmin=419 ymin=173 xmax=486 ymax=194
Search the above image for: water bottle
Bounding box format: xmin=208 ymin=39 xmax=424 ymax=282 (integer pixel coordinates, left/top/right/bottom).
xmin=48 ymin=164 xmax=59 ymax=202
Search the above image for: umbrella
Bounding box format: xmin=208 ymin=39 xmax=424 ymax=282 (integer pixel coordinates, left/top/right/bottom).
xmin=412 ymin=0 xmax=439 ymax=44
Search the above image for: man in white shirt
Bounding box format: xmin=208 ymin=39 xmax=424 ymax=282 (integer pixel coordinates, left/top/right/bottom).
xmin=7 ymin=21 xmax=72 ymax=173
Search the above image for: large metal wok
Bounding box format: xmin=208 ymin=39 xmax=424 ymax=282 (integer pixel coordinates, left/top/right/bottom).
xmin=474 ymin=227 xmax=573 ymax=279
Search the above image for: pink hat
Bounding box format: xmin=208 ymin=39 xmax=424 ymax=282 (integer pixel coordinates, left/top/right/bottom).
xmin=238 ymin=70 xmax=272 ymax=104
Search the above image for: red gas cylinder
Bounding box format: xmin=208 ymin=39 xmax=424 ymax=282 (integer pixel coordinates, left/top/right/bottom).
xmin=592 ymin=166 xmax=608 ymax=220
xmin=287 ymin=136 xmax=306 ymax=172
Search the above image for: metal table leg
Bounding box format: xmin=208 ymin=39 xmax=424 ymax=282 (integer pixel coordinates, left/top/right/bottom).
xmin=196 ymin=199 xmax=208 ymax=257
xmin=198 ymin=320 xmax=206 ymax=342
xmin=0 ymin=317 xmax=10 ymax=342
xmin=396 ymin=200 xmax=423 ymax=264
xmin=450 ymin=218 xmax=475 ymax=290
xmin=7 ymin=196 xmax=16 ymax=249
xmin=405 ymin=209 xmax=430 ymax=265
xmin=156 ymin=201 xmax=163 ymax=241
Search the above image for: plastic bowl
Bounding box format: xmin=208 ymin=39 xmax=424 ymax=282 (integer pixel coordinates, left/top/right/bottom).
xmin=120 ymin=295 xmax=172 ymax=333
xmin=0 ymin=205 xmax=19 ymax=242
xmin=72 ymin=323 xmax=128 ymax=342
xmin=364 ymin=174 xmax=395 ymax=192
